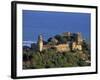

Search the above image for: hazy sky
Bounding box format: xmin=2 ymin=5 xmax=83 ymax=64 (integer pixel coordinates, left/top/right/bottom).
xmin=23 ymin=10 xmax=90 ymax=42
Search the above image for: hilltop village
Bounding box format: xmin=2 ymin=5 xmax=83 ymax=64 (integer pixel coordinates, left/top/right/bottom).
xmin=23 ymin=32 xmax=90 ymax=69
xmin=31 ymin=32 xmax=83 ymax=52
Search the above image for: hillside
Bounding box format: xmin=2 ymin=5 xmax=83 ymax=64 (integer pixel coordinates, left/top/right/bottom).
xmin=23 ymin=32 xmax=90 ymax=69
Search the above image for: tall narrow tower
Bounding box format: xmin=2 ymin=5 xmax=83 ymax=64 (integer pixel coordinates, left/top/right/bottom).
xmin=77 ymin=32 xmax=83 ymax=44
xmin=37 ymin=34 xmax=43 ymax=52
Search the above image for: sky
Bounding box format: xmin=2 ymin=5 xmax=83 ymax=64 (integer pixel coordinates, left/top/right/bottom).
xmin=23 ymin=10 xmax=90 ymax=43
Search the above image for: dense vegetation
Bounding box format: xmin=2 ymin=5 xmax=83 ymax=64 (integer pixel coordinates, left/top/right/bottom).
xmin=23 ymin=45 xmax=90 ymax=69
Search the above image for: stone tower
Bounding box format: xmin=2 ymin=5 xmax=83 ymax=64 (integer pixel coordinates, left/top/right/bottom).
xmin=37 ymin=34 xmax=43 ymax=52
xmin=77 ymin=32 xmax=83 ymax=44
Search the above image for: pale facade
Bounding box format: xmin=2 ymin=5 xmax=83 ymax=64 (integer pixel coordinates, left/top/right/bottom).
xmin=37 ymin=35 xmax=43 ymax=52
xmin=55 ymin=44 xmax=70 ymax=52
xmin=72 ymin=42 xmax=82 ymax=51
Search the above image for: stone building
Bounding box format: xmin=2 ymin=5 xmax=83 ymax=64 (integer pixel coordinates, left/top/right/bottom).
xmin=62 ymin=32 xmax=71 ymax=37
xmin=37 ymin=32 xmax=83 ymax=52
xmin=77 ymin=32 xmax=83 ymax=44
xmin=37 ymin=35 xmax=43 ymax=52
xmin=72 ymin=42 xmax=82 ymax=51
xmin=54 ymin=44 xmax=70 ymax=52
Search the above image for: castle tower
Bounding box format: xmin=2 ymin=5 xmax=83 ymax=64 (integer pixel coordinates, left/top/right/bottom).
xmin=77 ymin=32 xmax=83 ymax=44
xmin=37 ymin=34 xmax=43 ymax=52
xmin=62 ymin=32 xmax=71 ymax=37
